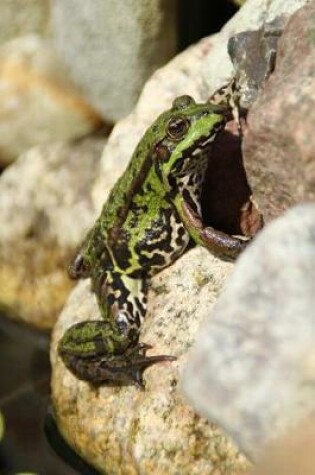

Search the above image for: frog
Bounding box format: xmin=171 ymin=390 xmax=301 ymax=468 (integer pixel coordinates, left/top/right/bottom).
xmin=58 ymin=95 xmax=248 ymax=388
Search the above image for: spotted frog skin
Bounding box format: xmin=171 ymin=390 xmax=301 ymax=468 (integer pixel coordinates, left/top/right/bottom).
xmin=58 ymin=95 xmax=247 ymax=387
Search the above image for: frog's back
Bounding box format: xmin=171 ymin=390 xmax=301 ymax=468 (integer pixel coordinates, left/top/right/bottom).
xmin=99 ymin=138 xmax=154 ymax=232
xmin=98 ymin=109 xmax=173 ymax=232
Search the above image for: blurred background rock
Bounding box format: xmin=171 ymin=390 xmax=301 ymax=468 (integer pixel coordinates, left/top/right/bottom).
xmin=0 ymin=0 xmax=51 ymax=45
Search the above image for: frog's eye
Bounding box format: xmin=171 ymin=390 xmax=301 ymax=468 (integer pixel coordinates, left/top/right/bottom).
xmin=167 ymin=117 xmax=189 ymax=140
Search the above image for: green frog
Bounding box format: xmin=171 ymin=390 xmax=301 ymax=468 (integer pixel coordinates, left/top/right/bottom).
xmin=58 ymin=95 xmax=247 ymax=388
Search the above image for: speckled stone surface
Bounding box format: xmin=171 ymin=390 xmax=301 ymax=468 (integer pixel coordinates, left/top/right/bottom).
xmin=51 ymin=248 xmax=250 ymax=474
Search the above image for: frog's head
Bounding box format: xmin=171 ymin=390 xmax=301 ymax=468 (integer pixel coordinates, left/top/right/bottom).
xmin=150 ymin=95 xmax=227 ymax=191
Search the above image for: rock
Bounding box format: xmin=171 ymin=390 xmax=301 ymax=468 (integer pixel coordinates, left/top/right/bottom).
xmin=0 ymin=35 xmax=103 ymax=167
xmin=227 ymin=17 xmax=286 ymax=110
xmin=0 ymin=134 xmax=106 ymax=329
xmin=251 ymin=416 xmax=315 ymax=474
xmin=51 ymin=248 xmax=250 ymax=474
xmin=243 ymin=2 xmax=315 ymax=222
xmin=0 ymin=0 xmax=50 ymax=45
xmin=200 ymin=0 xmax=308 ymax=98
xmin=182 ymin=204 xmax=315 ymax=460
xmin=51 ymin=0 xmax=177 ymax=122
xmin=232 ymin=0 xmax=247 ymax=5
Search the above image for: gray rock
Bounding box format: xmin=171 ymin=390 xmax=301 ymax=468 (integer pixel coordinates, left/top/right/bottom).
xmin=51 ymin=0 xmax=177 ymax=122
xmin=228 ymin=17 xmax=286 ymax=109
xmin=0 ymin=35 xmax=103 ymax=166
xmin=0 ymin=135 xmax=106 ymax=329
xmin=0 ymin=0 xmax=50 ymax=45
xmin=201 ymin=0 xmax=310 ymax=97
xmin=182 ymin=204 xmax=315 ymax=460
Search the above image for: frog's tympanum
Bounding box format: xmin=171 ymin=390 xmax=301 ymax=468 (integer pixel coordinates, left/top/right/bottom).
xmin=58 ymin=95 xmax=247 ymax=388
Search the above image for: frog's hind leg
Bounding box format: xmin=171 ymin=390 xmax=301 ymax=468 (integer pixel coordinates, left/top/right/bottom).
xmin=58 ymin=271 xmax=175 ymax=387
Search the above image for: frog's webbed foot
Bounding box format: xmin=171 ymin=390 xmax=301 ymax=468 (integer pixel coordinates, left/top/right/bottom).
xmin=58 ymin=321 xmax=175 ymax=388
xmin=182 ymin=201 xmax=248 ymax=259
xmin=102 ymin=342 xmax=176 ymax=389
xmin=209 ymin=78 xmax=243 ymax=128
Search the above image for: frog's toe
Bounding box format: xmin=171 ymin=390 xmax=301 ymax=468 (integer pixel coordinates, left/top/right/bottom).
xmin=116 ymin=343 xmax=176 ymax=387
xmin=129 ymin=342 xmax=153 ymax=356
xmin=59 ymin=331 xmax=176 ymax=387
xmin=70 ymin=349 xmax=175 ymax=387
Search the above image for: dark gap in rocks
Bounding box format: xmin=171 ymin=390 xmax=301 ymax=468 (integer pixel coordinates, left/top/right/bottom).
xmin=201 ymin=125 xmax=262 ymax=237
xmin=177 ymin=0 xmax=238 ymax=51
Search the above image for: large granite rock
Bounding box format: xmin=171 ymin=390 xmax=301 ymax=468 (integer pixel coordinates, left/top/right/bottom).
xmin=0 ymin=35 xmax=103 ymax=166
xmin=51 ymin=250 xmax=249 ymax=474
xmin=0 ymin=135 xmax=106 ymax=329
xmin=51 ymin=0 xmax=177 ymax=122
xmin=183 ymin=204 xmax=315 ymax=460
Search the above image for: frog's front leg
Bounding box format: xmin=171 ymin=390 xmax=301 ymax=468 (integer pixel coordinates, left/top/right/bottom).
xmin=174 ymin=196 xmax=247 ymax=259
xmin=209 ymin=78 xmax=241 ymax=126
xmin=58 ymin=271 xmax=175 ymax=388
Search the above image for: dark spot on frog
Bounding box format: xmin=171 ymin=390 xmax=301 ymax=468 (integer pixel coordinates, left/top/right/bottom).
xmin=134 ymin=297 xmax=145 ymax=317
xmin=106 ymin=293 xmax=116 ymax=307
xmin=183 ymin=189 xmax=198 ymax=213
xmin=138 ymin=252 xmax=166 ymax=268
